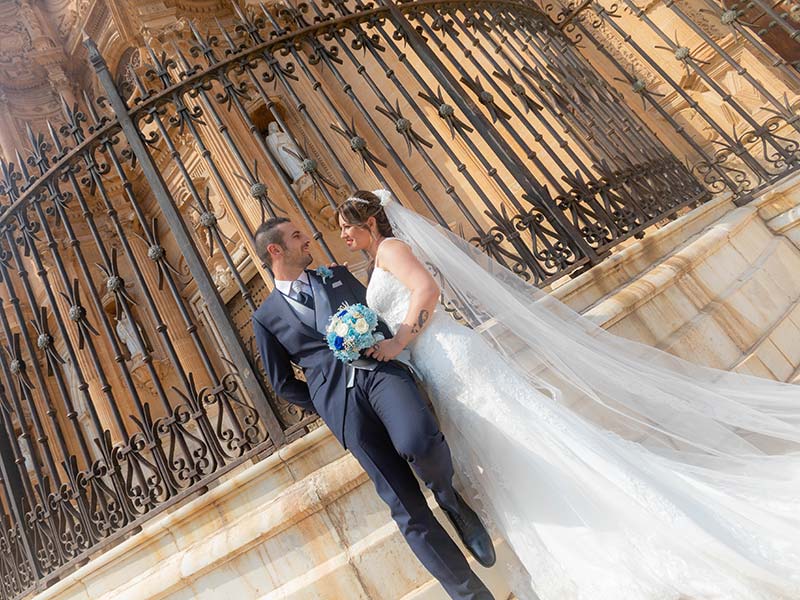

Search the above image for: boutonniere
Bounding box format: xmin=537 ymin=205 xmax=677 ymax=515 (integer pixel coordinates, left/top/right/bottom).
xmin=315 ymin=265 xmax=333 ymax=284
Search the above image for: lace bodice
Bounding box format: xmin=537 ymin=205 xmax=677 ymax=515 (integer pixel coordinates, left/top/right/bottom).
xmin=366 ymin=266 xmax=413 ymax=334
xmin=366 ymin=265 xmax=458 ymax=357
xmin=366 ymin=238 xmax=446 ymax=335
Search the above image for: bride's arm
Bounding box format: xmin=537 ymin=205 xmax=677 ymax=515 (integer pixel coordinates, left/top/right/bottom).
xmin=365 ymin=239 xmax=439 ymax=362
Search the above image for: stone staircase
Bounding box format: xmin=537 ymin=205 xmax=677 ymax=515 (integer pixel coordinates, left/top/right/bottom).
xmin=555 ymin=177 xmax=800 ymax=383
xmin=32 ymin=176 xmax=800 ymax=600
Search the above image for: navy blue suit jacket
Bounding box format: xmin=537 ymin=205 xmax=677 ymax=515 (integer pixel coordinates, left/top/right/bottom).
xmin=252 ymin=266 xmax=390 ymax=444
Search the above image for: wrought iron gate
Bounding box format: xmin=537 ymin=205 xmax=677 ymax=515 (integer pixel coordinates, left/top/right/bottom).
xmin=0 ymin=0 xmax=709 ymax=596
xmin=541 ymin=0 xmax=800 ymax=202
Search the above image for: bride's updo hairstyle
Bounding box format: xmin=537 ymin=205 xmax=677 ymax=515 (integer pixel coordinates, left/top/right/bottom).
xmin=337 ymin=190 xmax=394 ymax=238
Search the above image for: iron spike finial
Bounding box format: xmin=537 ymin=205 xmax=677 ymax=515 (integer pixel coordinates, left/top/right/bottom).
xmin=142 ymin=38 xmax=160 ymax=67
xmin=169 ymin=40 xmax=191 ymax=70
xmin=231 ymin=0 xmax=248 ymax=23
xmin=187 ymin=18 xmax=206 ymax=46
xmin=215 ymin=16 xmax=237 ymax=48
xmin=82 ymin=89 xmax=100 ymax=123
xmin=46 ymin=120 xmax=63 ymax=152
xmin=24 ymin=122 xmax=36 ymax=147
xmin=58 ymin=93 xmax=72 ymax=120
xmin=14 ymin=149 xmax=30 ymax=181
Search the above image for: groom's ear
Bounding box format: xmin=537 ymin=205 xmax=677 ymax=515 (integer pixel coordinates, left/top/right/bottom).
xmin=266 ymin=243 xmax=283 ymax=262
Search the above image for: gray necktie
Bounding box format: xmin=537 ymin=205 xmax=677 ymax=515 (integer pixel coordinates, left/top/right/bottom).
xmin=291 ymin=280 xmax=314 ymax=310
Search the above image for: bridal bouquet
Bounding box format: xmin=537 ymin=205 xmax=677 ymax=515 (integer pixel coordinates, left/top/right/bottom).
xmin=325 ymin=303 xmax=381 ymax=362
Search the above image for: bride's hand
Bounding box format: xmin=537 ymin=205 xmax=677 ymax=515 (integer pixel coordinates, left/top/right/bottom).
xmin=365 ymin=339 xmax=403 ymax=362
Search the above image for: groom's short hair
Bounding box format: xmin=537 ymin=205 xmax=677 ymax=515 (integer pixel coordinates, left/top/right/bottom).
xmin=255 ymin=217 xmax=290 ymax=267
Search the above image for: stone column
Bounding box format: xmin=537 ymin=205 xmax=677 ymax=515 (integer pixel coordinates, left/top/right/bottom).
xmin=0 ymin=90 xmax=18 ymax=162
xmin=44 ymin=63 xmax=77 ymax=107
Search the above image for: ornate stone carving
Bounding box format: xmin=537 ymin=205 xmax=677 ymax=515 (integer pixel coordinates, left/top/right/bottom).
xmin=57 ymin=0 xmax=91 ymax=41
xmin=114 ymin=46 xmax=142 ymax=98
xmin=0 ymin=21 xmax=33 ymax=63
xmin=582 ymin=18 xmax=661 ymax=88
xmin=212 ymin=264 xmax=233 ymax=291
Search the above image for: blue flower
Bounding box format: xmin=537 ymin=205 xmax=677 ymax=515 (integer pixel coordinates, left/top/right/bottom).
xmin=326 ymin=303 xmax=380 ymax=363
xmin=315 ymin=265 xmax=333 ymax=283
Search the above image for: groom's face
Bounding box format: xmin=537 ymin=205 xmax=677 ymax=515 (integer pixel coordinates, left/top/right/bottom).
xmin=274 ymin=222 xmax=313 ymax=270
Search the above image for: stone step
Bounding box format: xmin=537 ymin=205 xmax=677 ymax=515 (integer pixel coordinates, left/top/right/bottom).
xmin=395 ymin=539 xmax=517 ymax=600
xmin=729 ymin=285 xmax=800 ymax=381
xmin=36 ymin=424 xmax=520 ymax=600
xmin=572 ymin=194 xmax=800 ymax=375
xmin=580 ymin=201 xmax=771 ymax=333
xmin=654 ymin=235 xmax=800 ymax=371
xmin=400 ymin=575 xmax=520 ymax=600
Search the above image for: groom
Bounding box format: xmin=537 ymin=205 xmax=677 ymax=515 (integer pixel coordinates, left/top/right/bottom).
xmin=251 ymin=218 xmax=495 ymax=600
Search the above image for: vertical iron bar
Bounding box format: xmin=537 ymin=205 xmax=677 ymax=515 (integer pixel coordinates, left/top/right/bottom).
xmin=374 ymin=19 xmax=548 ymax=272
xmin=583 ymin=0 xmax=769 ymax=180
xmin=618 ymin=0 xmax=792 ymax=166
xmin=258 ymin=5 xmax=393 ymax=191
xmin=716 ymin=0 xmax=800 ymax=88
xmin=85 ymin=36 xmax=285 ymax=447
xmin=304 ymin=1 xmax=452 ymax=227
xmin=86 ymin=102 xmax=243 ymax=461
xmin=0 ymin=407 xmax=40 ymax=582
xmin=542 ymin=8 xmax=738 ymax=194
xmin=383 ymin=0 xmax=600 ymax=263
xmin=665 ymin=0 xmax=800 ymax=135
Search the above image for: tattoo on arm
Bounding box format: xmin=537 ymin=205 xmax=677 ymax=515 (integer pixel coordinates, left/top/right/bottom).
xmin=411 ymin=310 xmax=430 ymax=335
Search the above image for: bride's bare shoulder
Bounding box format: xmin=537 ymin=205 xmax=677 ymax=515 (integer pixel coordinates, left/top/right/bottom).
xmin=375 ymin=237 xmax=417 ymax=270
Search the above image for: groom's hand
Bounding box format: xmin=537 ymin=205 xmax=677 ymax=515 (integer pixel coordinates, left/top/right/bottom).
xmin=328 ymin=261 xmax=348 ymax=268
xmin=365 ymin=339 xmax=404 ymax=362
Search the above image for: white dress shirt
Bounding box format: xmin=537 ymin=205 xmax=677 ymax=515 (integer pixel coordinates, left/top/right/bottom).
xmin=274 ymin=271 xmax=311 ymax=297
xmin=274 ymin=272 xmax=315 ymax=328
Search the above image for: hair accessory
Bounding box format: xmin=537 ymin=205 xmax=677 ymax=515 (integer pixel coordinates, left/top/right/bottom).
xmin=372 ymin=189 xmax=393 ymax=206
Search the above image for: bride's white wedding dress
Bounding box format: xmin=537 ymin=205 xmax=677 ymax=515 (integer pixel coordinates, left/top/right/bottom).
xmin=366 ymin=230 xmax=800 ymax=599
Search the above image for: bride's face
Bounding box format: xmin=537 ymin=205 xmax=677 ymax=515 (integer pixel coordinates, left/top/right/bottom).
xmin=338 ymin=214 xmax=374 ymax=252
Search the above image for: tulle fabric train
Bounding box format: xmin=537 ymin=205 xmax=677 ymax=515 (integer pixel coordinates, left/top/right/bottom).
xmin=365 ymin=189 xmax=800 ymax=599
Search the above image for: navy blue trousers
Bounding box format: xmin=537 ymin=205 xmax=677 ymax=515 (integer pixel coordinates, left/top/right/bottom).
xmin=344 ymin=362 xmax=493 ymax=600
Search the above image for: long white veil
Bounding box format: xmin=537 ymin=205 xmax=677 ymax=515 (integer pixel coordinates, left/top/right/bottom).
xmin=372 ymin=190 xmax=800 ymax=597
xmin=377 ymin=187 xmax=800 ymax=490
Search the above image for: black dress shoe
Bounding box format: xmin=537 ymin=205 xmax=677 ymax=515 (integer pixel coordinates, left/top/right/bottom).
xmin=443 ymin=491 xmax=497 ymax=568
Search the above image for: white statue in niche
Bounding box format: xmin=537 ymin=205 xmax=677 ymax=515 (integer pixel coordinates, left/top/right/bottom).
xmin=17 ymin=434 xmax=35 ymax=473
xmin=115 ymin=312 xmax=146 ymax=359
xmin=265 ymin=121 xmax=305 ymax=183
xmin=62 ymin=357 xmax=85 ymax=415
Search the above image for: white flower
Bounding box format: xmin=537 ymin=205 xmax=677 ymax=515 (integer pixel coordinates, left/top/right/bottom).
xmin=354 ymin=318 xmax=370 ymax=334
xmin=373 ymin=189 xmax=393 ymax=206
xmin=335 ymin=322 xmax=349 ymax=337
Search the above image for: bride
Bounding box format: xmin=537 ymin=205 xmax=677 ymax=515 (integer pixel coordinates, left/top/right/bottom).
xmin=336 ymin=189 xmax=800 ymax=600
